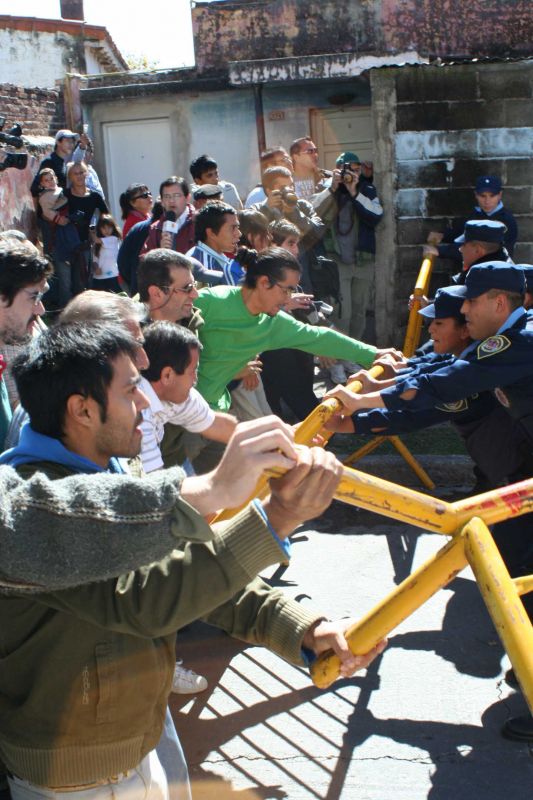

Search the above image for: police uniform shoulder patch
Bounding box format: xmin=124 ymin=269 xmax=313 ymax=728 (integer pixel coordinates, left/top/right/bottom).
xmin=477 ymin=335 xmax=511 ymax=360
xmin=435 ymin=399 xmax=469 ymax=414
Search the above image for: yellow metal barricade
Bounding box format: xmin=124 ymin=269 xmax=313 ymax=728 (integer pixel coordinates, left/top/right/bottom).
xmin=212 ymin=374 xmax=533 ymax=708
xmin=403 ymin=255 xmax=434 ymax=358
xmin=344 ymin=254 xmax=435 ymax=487
xmin=211 ymin=367 xmax=384 ymax=524
xmin=255 ymin=457 xmax=533 ymax=707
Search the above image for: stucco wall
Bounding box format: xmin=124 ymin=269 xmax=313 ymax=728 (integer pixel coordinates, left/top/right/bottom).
xmin=85 ymin=78 xmax=370 ymax=203
xmin=0 ymin=28 xmax=84 ymax=89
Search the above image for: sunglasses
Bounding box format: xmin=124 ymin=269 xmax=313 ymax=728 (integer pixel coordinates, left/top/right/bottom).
xmin=133 ymin=191 xmax=152 ymax=200
xmin=162 ymin=282 xmax=198 ymax=295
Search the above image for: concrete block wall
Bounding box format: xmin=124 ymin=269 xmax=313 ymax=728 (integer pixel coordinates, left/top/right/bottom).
xmin=393 ymin=60 xmax=533 ymax=313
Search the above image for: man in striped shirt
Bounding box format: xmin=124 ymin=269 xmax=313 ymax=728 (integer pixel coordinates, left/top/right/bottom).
xmin=186 ymin=202 xmax=244 ymax=285
xmin=140 ymin=321 xmax=236 ymax=474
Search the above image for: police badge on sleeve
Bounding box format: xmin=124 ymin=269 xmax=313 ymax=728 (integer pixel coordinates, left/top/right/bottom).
xmin=477 ymin=335 xmax=511 ymax=360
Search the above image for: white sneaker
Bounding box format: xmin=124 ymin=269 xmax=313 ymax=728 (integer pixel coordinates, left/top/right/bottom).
xmin=171 ymin=660 xmax=208 ymax=694
xmin=329 ymin=364 xmax=347 ymax=385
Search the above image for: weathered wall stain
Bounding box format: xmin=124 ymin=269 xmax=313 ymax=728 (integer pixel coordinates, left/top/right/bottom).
xmin=193 ymin=0 xmax=533 ymax=72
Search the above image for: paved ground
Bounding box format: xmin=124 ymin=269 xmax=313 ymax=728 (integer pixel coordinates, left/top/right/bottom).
xmin=170 ymin=481 xmax=533 ymax=799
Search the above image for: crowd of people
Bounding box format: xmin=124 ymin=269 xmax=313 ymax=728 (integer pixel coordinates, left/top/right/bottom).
xmin=0 ymin=125 xmax=531 ymax=799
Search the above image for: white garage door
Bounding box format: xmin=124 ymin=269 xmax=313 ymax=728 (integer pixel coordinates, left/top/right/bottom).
xmin=103 ymin=119 xmax=173 ymax=223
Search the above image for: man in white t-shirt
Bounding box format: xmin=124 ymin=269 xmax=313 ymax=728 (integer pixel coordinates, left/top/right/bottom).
xmin=140 ymin=320 xmax=237 ymax=474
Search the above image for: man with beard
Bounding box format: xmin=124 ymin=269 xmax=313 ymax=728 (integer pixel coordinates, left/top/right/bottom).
xmin=0 ymin=241 xmax=52 ymax=447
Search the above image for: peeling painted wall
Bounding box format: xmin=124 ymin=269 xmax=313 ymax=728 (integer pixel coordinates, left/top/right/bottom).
xmin=84 ymin=78 xmax=370 ymax=209
xmin=0 ymin=29 xmax=85 ymax=89
xmin=0 ymin=144 xmax=51 ymax=241
xmin=192 ymin=0 xmax=533 ymax=73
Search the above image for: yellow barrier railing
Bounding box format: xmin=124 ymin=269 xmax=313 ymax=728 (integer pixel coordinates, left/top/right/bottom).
xmin=212 ymin=319 xmax=533 ymax=709
xmin=343 ymin=253 xmax=435 ymax=486
xmin=403 ymin=255 xmax=434 ymax=358
xmin=246 ymin=459 xmax=533 ymax=707
xmin=211 ymin=368 xmax=385 ymax=523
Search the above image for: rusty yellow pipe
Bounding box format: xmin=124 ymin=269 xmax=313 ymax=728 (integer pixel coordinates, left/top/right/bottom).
xmin=463 ymin=518 xmax=533 ymax=713
xmin=336 ymin=469 xmax=533 ymax=533
xmin=343 ymin=435 xmax=387 ymax=466
xmin=335 ymin=465 xmax=455 ymax=532
xmin=389 ymin=435 xmax=435 ymax=490
xmin=310 ymin=533 xmax=468 ymax=688
xmin=403 ymin=256 xmax=433 ymax=357
xmin=453 ymin=480 xmax=533 ymax=529
xmin=211 ymin=367 xmax=383 ymax=523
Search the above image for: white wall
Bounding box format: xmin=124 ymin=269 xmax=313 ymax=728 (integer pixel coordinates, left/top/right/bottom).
xmin=0 ymin=29 xmax=68 ymax=88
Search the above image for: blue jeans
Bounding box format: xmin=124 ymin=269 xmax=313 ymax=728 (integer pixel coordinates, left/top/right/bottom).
xmin=156 ymin=707 xmax=192 ymax=800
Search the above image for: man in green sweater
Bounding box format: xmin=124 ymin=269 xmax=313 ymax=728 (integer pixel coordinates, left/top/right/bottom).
xmin=0 ymin=321 xmax=384 ymax=799
xmin=194 ymin=247 xmax=394 ymax=413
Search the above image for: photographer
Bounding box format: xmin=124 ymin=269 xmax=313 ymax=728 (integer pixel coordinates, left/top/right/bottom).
xmin=250 ymin=166 xmax=326 ymax=292
xmin=324 ymin=152 xmax=383 ymax=346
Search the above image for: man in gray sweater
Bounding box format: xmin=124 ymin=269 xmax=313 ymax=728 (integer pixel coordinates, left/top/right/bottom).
xmin=0 ymin=321 xmax=384 ymax=800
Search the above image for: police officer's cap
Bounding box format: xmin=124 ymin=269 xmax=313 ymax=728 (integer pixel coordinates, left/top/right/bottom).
xmin=418 ymin=286 xmax=467 ymax=320
xmin=454 ymin=219 xmax=507 ymax=244
xmin=336 ymin=151 xmax=361 ymax=166
xmin=453 ymin=262 xmax=526 ymax=299
xmin=475 ymin=175 xmax=502 ymax=194
xmin=193 ymin=184 xmax=222 ymax=200
xmin=515 ymin=264 xmax=533 ymax=294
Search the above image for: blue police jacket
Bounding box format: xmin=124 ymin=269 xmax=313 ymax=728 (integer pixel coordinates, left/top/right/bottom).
xmin=381 ymin=308 xmax=533 ymax=442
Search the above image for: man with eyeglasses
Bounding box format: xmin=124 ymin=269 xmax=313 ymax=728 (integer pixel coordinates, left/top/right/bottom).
xmin=143 ymin=176 xmax=196 ymax=255
xmin=138 ymin=249 xmax=253 ymax=471
xmin=119 ymin=177 xmax=223 ymax=293
xmin=290 ymin=136 xmax=322 ymax=200
xmin=0 ymin=240 xmax=52 ymax=449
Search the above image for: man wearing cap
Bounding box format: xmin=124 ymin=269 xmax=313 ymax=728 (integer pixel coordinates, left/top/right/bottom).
xmin=328 ymin=263 xmax=533 ymax=426
xmin=324 ymin=152 xmax=383 ymax=340
xmin=425 ymin=219 xmax=512 ymax=286
xmin=30 ymin=129 xmax=78 ymax=197
xmin=427 ymin=175 xmax=518 ymax=266
xmin=192 ymin=184 xmax=223 ymax=211
xmin=327 ymin=285 xmax=530 ymax=490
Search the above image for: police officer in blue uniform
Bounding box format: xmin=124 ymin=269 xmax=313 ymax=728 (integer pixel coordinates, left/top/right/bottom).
xmin=336 ymin=286 xmax=531 ymax=491
xmin=327 ymin=262 xmax=533 ymax=741
xmin=429 ymin=175 xmax=518 ymax=265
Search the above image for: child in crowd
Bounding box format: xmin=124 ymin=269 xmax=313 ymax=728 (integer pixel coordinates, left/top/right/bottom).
xmin=92 ymin=214 xmax=122 ymax=293
xmin=37 ymin=169 xmax=81 ymax=304
xmin=269 ymin=218 xmax=301 ymax=257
